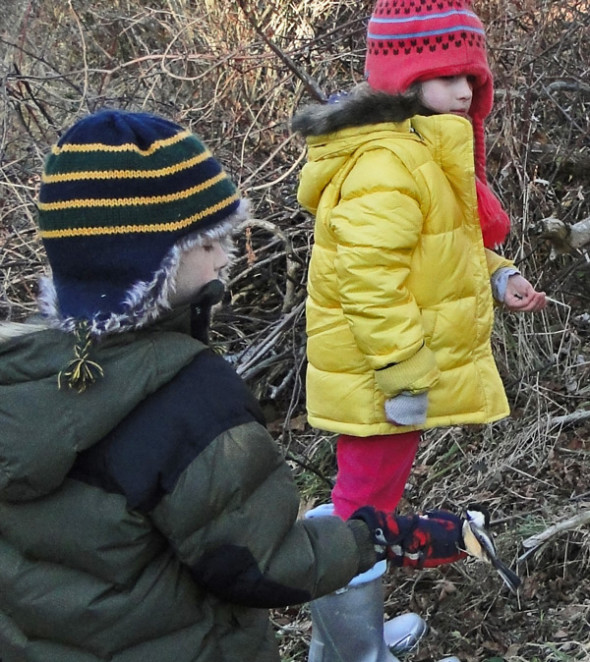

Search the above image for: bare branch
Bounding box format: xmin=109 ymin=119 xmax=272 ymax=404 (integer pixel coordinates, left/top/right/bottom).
xmin=235 ymin=0 xmax=327 ymax=103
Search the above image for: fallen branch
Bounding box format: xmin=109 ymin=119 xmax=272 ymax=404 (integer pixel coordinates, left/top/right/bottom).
xmin=235 ymin=218 xmax=301 ymax=313
xmin=546 ymin=79 xmax=590 ymax=95
xmin=548 ymin=408 xmax=590 ymax=427
xmin=535 ymin=215 xmax=590 ymax=257
xmin=231 ymin=300 xmax=305 ymax=379
xmin=519 ymin=509 xmax=590 ymax=561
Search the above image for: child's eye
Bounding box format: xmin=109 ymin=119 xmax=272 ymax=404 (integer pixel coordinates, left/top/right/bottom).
xmin=203 ymin=244 xmax=214 ymax=252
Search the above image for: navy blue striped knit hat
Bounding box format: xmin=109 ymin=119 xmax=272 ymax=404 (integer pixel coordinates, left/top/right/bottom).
xmin=38 ymin=109 xmax=242 ymax=328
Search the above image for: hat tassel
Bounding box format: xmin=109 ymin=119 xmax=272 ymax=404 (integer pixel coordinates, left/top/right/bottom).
xmin=58 ymin=320 xmax=104 ymax=393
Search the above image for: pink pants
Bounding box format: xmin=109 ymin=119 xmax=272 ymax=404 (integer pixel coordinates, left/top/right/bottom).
xmin=331 ymin=431 xmax=421 ymax=519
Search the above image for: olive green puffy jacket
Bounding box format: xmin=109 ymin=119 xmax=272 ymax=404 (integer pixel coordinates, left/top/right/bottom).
xmin=297 ymin=113 xmax=512 ymax=436
xmin=0 ymin=311 xmax=374 ymax=662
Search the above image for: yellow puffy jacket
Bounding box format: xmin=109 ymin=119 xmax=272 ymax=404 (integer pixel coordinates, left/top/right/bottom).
xmin=296 ymin=103 xmax=511 ymax=437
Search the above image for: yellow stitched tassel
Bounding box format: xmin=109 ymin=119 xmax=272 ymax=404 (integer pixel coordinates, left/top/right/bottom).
xmin=58 ymin=321 xmax=104 ymax=393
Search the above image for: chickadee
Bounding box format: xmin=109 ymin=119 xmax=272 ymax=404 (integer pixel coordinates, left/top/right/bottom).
xmin=461 ymin=504 xmax=521 ymax=594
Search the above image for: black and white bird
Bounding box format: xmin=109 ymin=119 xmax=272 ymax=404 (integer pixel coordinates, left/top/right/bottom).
xmin=461 ymin=504 xmax=521 ymax=594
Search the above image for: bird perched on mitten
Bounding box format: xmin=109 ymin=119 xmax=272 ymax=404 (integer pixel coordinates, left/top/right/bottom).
xmin=461 ymin=504 xmax=521 ymax=593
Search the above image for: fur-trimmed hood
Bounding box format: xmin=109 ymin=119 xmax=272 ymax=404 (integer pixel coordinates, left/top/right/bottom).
xmin=291 ymin=85 xmax=425 ymax=138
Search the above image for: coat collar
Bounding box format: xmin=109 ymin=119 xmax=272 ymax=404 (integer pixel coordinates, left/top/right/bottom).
xmin=292 ymin=84 xmax=426 ymax=138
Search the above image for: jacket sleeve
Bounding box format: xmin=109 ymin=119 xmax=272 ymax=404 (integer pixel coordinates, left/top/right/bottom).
xmin=147 ymin=354 xmax=376 ymax=608
xmin=150 ymin=422 xmax=375 ymax=608
xmin=485 ymin=248 xmax=514 ymax=277
xmin=330 ymin=147 xmax=439 ymax=396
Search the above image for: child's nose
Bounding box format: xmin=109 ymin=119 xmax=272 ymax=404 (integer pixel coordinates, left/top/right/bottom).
xmin=457 ymin=78 xmax=473 ymax=100
xmin=214 ymin=245 xmax=229 ymax=270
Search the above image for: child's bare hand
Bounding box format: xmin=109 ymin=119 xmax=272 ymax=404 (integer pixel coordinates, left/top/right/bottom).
xmin=504 ymin=274 xmax=546 ymax=312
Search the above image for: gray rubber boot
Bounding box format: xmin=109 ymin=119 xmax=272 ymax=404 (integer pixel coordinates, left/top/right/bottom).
xmin=306 ymin=504 xmax=427 ymax=662
xmin=308 ymin=572 xmax=401 ymax=662
xmin=308 ymin=576 xmax=460 ymax=662
xmin=305 ymin=505 xmax=458 ymax=661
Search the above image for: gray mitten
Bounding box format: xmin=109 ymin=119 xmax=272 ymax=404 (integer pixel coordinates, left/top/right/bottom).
xmin=385 ymin=391 xmax=428 ymax=425
xmin=490 ymin=266 xmax=520 ymax=303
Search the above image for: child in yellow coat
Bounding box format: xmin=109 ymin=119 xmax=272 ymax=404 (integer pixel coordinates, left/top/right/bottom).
xmin=293 ymin=0 xmax=545 ymax=660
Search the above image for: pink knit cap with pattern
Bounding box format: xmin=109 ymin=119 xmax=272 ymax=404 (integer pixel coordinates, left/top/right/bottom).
xmin=365 ymin=0 xmax=510 ymax=248
xmin=365 ymin=0 xmax=492 ymax=179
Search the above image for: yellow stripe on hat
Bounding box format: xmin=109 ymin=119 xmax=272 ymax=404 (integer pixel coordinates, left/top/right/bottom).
xmin=42 ymin=149 xmax=213 ymax=184
xmin=39 ymin=192 xmax=240 ymax=239
xmin=38 ymin=171 xmax=228 ymax=211
xmin=50 ymin=128 xmax=192 ymax=156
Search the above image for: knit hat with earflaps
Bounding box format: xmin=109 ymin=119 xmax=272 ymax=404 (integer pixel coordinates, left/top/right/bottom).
xmin=37 ymin=109 xmax=248 ymax=390
xmin=364 ymin=0 xmax=510 ymax=249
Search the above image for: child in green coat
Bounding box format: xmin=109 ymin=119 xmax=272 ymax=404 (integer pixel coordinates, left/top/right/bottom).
xmin=0 ymin=108 xmax=469 ymax=662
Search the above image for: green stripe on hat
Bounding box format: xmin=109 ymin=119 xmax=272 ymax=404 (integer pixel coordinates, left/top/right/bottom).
xmin=42 ymin=133 xmax=210 ymax=180
xmin=39 ymin=181 xmax=239 ymax=237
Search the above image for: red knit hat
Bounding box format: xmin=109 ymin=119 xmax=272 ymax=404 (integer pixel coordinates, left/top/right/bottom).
xmin=365 ymin=0 xmax=510 ymax=248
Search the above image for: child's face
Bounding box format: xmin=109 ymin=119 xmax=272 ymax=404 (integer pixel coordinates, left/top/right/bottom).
xmin=420 ymin=75 xmax=474 ymax=116
xmin=171 ymin=239 xmax=229 ymax=306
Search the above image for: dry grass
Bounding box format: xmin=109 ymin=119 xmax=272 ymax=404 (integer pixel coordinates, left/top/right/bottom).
xmin=1 ymin=0 xmax=590 ymax=660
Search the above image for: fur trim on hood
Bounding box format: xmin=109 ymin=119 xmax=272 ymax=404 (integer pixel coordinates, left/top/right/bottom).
xmin=291 ymin=84 xmax=426 ymax=138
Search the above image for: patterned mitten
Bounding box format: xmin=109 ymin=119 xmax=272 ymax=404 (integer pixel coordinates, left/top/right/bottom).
xmin=351 ymin=506 xmax=467 ymax=568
